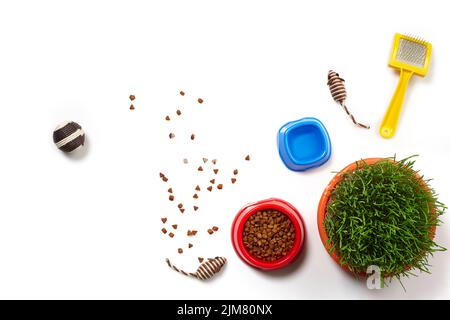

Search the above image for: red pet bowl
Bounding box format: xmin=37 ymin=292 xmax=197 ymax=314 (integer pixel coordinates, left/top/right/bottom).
xmin=231 ymin=198 xmax=306 ymax=270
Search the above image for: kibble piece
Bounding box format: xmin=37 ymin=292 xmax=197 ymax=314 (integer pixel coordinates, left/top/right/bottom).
xmin=203 ymin=158 xmax=208 ymax=163
xmin=191 ymin=134 xmax=195 ymax=140
xmin=198 ymin=166 xmax=203 ymax=171
xmin=169 ymin=195 xmax=175 ymax=201
xmin=169 ymin=133 xmax=175 ymax=139
xmin=177 ymin=203 xmax=183 ymax=209
xmin=168 ymin=188 xmax=173 ymax=193
xmin=231 ymin=178 xmax=237 ymax=184
xmin=193 ymin=206 xmax=199 ymax=211
xmin=207 ymin=186 xmax=213 ymax=192
xmin=233 ymin=169 xmax=239 ymax=175
xmin=176 ymin=109 xmax=182 ymax=116
xmin=195 ymin=185 xmax=201 ymax=191
xmin=179 ymin=208 xmax=185 ymax=213
xmin=169 ymin=232 xmax=174 ymax=238
xmin=210 ymin=179 xmax=215 ymax=184
xmin=212 ymin=159 xmax=217 ymax=165
xmin=162 ymin=176 xmax=168 ymax=182
xmin=245 ymin=155 xmax=251 ymax=161
xmin=198 ymin=98 xmax=204 ymax=104
xmin=159 ymin=173 xmax=165 ymax=178
xmin=172 ymin=224 xmax=178 ymax=229
xmin=212 ymin=226 xmax=219 ymax=232
xmin=183 ymin=158 xmax=188 ymax=164
xmin=198 ymin=257 xmax=204 ymax=263
xmin=161 ymin=217 xmax=167 ymax=223
xmin=165 ymin=115 xmax=171 ymax=121
xmin=188 ymin=243 xmax=193 ymax=248
xmin=192 ymin=230 xmax=198 ymax=235
xmin=213 ymin=169 xmax=219 ymax=174
xmin=129 ymin=104 xmax=135 ymax=110
xmin=207 ymin=229 xmax=214 ymax=235
xmin=178 ymin=248 xmax=183 ymax=254
xmin=179 ymin=91 xmax=185 ymax=96
xmin=129 ymin=95 xmax=136 ymax=101
xmin=193 ymin=194 xmax=198 ymax=199
xmin=161 ymin=228 xmax=167 ymax=234
xmin=217 ymin=184 xmax=223 ymax=190
xmin=187 ymin=230 xmax=192 ymax=236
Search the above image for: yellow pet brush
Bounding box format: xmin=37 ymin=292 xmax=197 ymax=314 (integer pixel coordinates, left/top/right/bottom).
xmin=380 ymin=33 xmax=432 ymax=138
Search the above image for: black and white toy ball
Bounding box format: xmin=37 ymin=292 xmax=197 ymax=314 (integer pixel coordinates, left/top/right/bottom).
xmin=53 ymin=121 xmax=85 ymax=153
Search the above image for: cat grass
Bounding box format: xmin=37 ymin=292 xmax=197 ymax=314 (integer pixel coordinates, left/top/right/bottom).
xmin=324 ymin=156 xmax=446 ymax=280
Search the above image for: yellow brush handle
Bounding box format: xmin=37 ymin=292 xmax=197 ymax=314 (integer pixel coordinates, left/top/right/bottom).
xmin=379 ymin=70 xmax=413 ymax=139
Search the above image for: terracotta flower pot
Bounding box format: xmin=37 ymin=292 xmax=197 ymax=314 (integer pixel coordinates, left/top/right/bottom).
xmin=317 ymin=158 xmax=437 ymax=277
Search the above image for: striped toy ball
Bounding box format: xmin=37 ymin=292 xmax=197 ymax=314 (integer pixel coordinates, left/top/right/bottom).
xmin=53 ymin=121 xmax=85 ymax=153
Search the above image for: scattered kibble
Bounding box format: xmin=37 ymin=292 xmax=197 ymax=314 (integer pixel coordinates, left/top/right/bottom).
xmin=179 ymin=208 xmax=185 ymax=213
xmin=176 ymin=109 xmax=182 ymax=116
xmin=198 ymin=98 xmax=204 ymax=104
xmin=242 ymin=210 xmax=296 ymax=262
xmin=162 ymin=228 xmax=167 ymax=234
xmin=193 ymin=194 xmax=199 ymax=199
xmin=198 ymin=257 xmax=204 ymax=263
xmin=129 ymin=95 xmax=135 ymax=101
xmin=169 ymin=232 xmax=175 ymax=238
xmin=212 ymin=159 xmax=217 ymax=165
xmin=217 ymin=184 xmax=223 ymax=190
xmin=203 ymin=158 xmax=208 ymax=163
xmin=188 ymin=243 xmax=193 ymax=248
xmin=169 ymin=133 xmax=175 ymax=139
xmin=165 ymin=115 xmax=170 ymax=121
xmin=187 ymin=230 xmax=198 ymax=236
xmin=207 ymin=186 xmax=213 ymax=192
xmin=194 ymin=206 xmax=199 ymax=211
xmin=129 ymin=104 xmax=135 ymax=110
xmin=160 ymin=173 xmax=169 ymax=182
xmin=210 ymin=179 xmax=215 ymax=184
xmin=168 ymin=188 xmax=173 ymax=193
xmin=245 ymin=155 xmax=251 ymax=161
xmin=177 ymin=203 xmax=183 ymax=209
xmin=180 ymin=91 xmax=185 ymax=96
xmin=233 ymin=169 xmax=238 ymax=175
xmin=231 ymin=178 xmax=237 ymax=184
xmin=195 ymin=185 xmax=201 ymax=191
xmin=207 ymin=229 xmax=214 ymax=235
xmin=178 ymin=248 xmax=183 ymax=254
xmin=213 ymin=169 xmax=219 ymax=174
xmin=172 ymin=224 xmax=178 ymax=230
xmin=169 ymin=195 xmax=175 ymax=201
xmin=161 ymin=217 xmax=167 ymax=224
xmin=191 ymin=134 xmax=195 ymax=140
xmin=212 ymin=226 xmax=219 ymax=232
xmin=198 ymin=166 xmax=203 ymax=171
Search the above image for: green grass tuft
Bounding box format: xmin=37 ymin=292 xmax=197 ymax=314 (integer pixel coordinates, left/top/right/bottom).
xmin=324 ymin=156 xmax=446 ymax=280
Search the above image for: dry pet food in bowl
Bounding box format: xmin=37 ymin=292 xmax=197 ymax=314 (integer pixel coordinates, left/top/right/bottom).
xmin=231 ymin=198 xmax=306 ymax=270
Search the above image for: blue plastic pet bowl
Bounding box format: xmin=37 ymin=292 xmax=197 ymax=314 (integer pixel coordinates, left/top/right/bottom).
xmin=277 ymin=117 xmax=332 ymax=172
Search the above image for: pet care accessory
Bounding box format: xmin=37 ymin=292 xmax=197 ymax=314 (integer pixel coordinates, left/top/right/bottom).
xmin=327 ymin=70 xmax=370 ymax=129
xmin=317 ymin=157 xmax=445 ymax=281
xmin=380 ymin=34 xmax=432 ymax=138
xmin=53 ymin=121 xmax=85 ymax=153
xmin=166 ymin=257 xmax=227 ymax=280
xmin=232 ymin=198 xmax=306 ymax=270
xmin=278 ymin=117 xmax=331 ymax=171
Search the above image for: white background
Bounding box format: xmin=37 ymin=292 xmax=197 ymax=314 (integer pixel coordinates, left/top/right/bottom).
xmin=0 ymin=0 xmax=449 ymax=299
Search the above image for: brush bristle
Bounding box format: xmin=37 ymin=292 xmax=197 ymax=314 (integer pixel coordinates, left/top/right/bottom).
xmin=395 ymin=36 xmax=428 ymax=68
